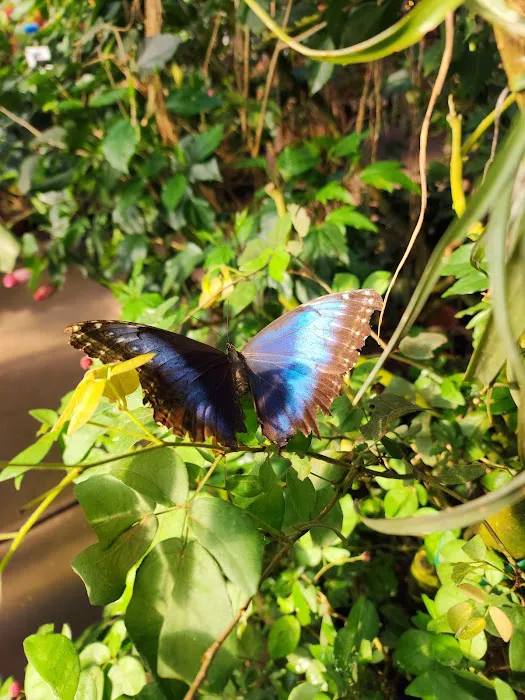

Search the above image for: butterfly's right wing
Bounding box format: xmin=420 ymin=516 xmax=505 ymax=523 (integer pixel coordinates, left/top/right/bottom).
xmin=66 ymin=321 xmax=246 ymax=446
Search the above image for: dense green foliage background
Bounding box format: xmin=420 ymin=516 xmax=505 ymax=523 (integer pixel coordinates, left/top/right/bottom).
xmin=2 ymin=0 xmax=525 ymax=698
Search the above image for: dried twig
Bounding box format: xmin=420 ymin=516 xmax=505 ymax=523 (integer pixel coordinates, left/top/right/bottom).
xmin=203 ymin=12 xmax=223 ymax=78
xmin=377 ymin=12 xmax=455 ymax=335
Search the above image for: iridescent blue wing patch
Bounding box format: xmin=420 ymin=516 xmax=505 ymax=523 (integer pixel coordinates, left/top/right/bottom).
xmin=241 ymin=290 xmax=383 ymax=444
xmin=66 ymin=321 xmax=246 ymax=447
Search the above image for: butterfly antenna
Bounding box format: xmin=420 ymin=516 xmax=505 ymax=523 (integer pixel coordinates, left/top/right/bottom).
xmin=186 ymin=314 xmax=224 ymax=343
xmin=226 ymin=304 xmax=230 ymax=344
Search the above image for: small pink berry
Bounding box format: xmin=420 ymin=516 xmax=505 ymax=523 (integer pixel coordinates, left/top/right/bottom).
xmin=80 ymin=356 xmax=93 ymax=370
xmin=9 ymin=681 xmax=21 ymax=698
xmin=33 ymin=284 xmax=55 ymax=302
xmin=207 ymin=88 xmax=215 ymax=96
xmin=362 ymin=551 xmax=372 ymax=563
xmin=2 ymin=274 xmax=16 ymax=288
xmin=12 ymin=268 xmax=31 ymax=284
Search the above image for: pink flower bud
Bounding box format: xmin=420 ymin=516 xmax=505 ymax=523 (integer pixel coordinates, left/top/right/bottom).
xmin=2 ymin=274 xmax=16 ymax=288
xmin=9 ymin=681 xmax=21 ymax=698
xmin=362 ymin=551 xmax=372 ymax=563
xmin=207 ymin=88 xmax=215 ymax=96
xmin=80 ymin=356 xmax=93 ymax=370
xmin=12 ymin=268 xmax=31 ymax=284
xmin=33 ymin=284 xmax=56 ymax=302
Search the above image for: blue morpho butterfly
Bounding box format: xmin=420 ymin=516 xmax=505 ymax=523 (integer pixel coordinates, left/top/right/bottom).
xmin=66 ymin=290 xmax=382 ymax=447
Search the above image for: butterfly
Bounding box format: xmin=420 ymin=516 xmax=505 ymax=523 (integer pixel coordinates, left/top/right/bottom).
xmin=66 ymin=289 xmax=382 ymax=447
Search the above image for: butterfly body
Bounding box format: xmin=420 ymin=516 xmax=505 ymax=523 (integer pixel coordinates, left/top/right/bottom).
xmin=66 ymin=290 xmax=382 ymax=446
xmin=225 ymin=343 xmax=251 ymax=397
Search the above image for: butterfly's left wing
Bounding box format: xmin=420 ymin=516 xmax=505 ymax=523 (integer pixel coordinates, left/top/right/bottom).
xmin=66 ymin=321 xmax=246 ymax=446
xmin=242 ymin=290 xmax=382 ymax=444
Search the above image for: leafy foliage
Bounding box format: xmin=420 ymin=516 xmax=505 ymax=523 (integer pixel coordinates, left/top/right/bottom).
xmin=1 ymin=0 xmax=525 ymax=698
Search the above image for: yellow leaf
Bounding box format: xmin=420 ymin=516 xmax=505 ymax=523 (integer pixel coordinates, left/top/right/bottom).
xmin=104 ymin=370 xmax=140 ymax=407
xmin=67 ymin=378 xmax=106 ymax=435
xmin=108 ymin=353 xmax=156 ymax=376
xmin=489 ymin=606 xmax=513 ymax=642
xmin=199 ymin=275 xmax=223 ymax=308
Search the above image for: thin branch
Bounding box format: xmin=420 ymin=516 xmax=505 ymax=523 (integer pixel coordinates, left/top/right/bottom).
xmin=356 ymin=65 xmax=372 ymax=134
xmin=482 ymin=87 xmax=509 ymax=182
xmin=0 ymin=467 xmax=82 ymax=574
xmin=252 ymin=0 xmax=293 ymax=157
xmin=377 ymin=12 xmax=455 ymax=335
xmin=203 ymin=12 xmax=223 ymax=78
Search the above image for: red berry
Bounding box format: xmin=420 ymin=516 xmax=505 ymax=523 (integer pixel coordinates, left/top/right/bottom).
xmin=2 ymin=274 xmax=16 ymax=288
xmin=33 ymin=284 xmax=55 ymax=302
xmin=13 ymin=268 xmax=31 ymax=284
xmin=9 ymin=681 xmax=21 ymax=698
xmin=80 ymin=356 xmax=93 ymax=370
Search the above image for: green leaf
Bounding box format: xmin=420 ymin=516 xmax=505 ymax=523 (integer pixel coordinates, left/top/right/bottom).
xmin=303 ymin=224 xmax=349 ymax=264
xmin=107 ymin=657 xmax=147 ymax=698
xmin=308 ymin=39 xmax=334 ymax=94
xmin=399 ymin=332 xmax=448 ymax=360
xmin=0 ymin=432 xmax=57 ymax=483
xmin=329 ymin=132 xmax=365 ymax=159
xmin=384 ymin=485 xmax=419 ymax=518
xmin=334 ymin=597 xmax=379 ymax=670
xmin=361 ymin=161 xmax=419 ymax=193
xmin=310 ymin=487 xmax=343 ymax=547
xmin=457 ymin=617 xmax=486 ymax=641
xmin=183 ymin=125 xmax=224 ymax=163
xmin=88 ymin=89 xmax=128 ymax=107
xmin=268 ymin=615 xmax=301 ymax=659
xmin=102 ymin=120 xmax=137 ymax=174
xmin=326 ymin=206 xmax=378 ymax=232
xmin=314 ymin=181 xmax=353 ymax=204
xmin=189 ymin=497 xmax=263 ymax=598
xmin=126 ymin=542 xmax=187 ymax=697
xmin=332 ymin=272 xmax=360 ymax=292
xmin=287 ymin=470 xmax=315 ymax=521
xmin=510 ymin=631 xmax=525 ymax=671
xmin=226 ymin=279 xmax=258 ymax=316
xmin=361 ymin=270 xmax=392 ymax=294
xmin=228 ymin=474 xmax=263 ymax=498
xmin=442 ymin=270 xmax=489 ymax=297
xmin=161 ymin=174 xmax=187 ymax=212
xmin=75 ymin=475 xmax=155 ymax=548
xmin=288 ymin=683 xmax=320 ymax=700
xmin=0 ymin=223 xmax=21 ymax=273
xmin=74 ymin=669 xmax=98 ymax=700
xmin=238 ymin=240 xmax=273 ymax=273
xmin=440 ymin=463 xmax=485 ymax=485
xmin=268 ymin=248 xmax=291 ymax=283
xmin=278 ymin=145 xmax=320 ymax=181
xmin=393 ymin=630 xmax=433 ymax=675
xmin=448 ymin=602 xmax=474 ymax=634
xmin=167 ymin=88 xmax=221 ymax=116
xmin=24 ymin=634 xmax=80 ymax=700
xmin=462 ymin=535 xmax=487 ymax=562
xmin=361 ymin=393 xmax=423 ymax=440
xmin=72 ymin=515 xmax=158 ymax=605
xmin=494 ymin=678 xmax=518 ymax=700
xmin=248 ymin=484 xmax=285 ymax=530
xmin=111 ymin=447 xmax=189 ymax=507
xmin=157 ymin=539 xmax=236 ymax=689
xmin=79 ymin=643 xmax=110 ymax=669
